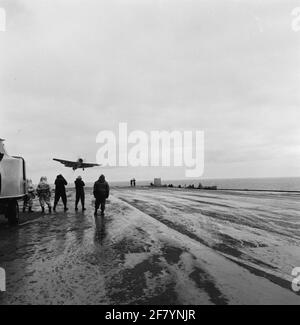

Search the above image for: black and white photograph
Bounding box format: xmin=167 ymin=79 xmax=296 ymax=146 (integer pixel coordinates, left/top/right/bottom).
xmin=0 ymin=0 xmax=300 ymax=308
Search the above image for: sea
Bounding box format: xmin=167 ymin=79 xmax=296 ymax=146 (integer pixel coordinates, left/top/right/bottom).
xmin=109 ymin=177 xmax=300 ymax=192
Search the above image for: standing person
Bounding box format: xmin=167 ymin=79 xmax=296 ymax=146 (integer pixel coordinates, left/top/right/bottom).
xmin=93 ymin=174 xmax=109 ymax=216
xmin=133 ymin=178 xmax=136 ymax=187
xmin=53 ymin=174 xmax=68 ymax=212
xmin=36 ymin=177 xmax=52 ymax=213
xmin=23 ymin=179 xmax=35 ymax=213
xmin=75 ymin=176 xmax=86 ymax=211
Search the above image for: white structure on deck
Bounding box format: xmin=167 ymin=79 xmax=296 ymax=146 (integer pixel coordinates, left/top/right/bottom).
xmin=0 ymin=139 xmax=27 ymax=224
xmin=0 ymin=139 xmax=26 ymax=198
xmin=154 ymin=178 xmax=162 ymax=187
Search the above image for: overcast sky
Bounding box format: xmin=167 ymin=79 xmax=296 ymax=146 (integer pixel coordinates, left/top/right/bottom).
xmin=1 ymin=0 xmax=300 ymax=183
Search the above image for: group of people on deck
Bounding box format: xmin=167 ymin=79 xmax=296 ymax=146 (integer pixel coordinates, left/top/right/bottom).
xmin=23 ymin=174 xmax=110 ymax=217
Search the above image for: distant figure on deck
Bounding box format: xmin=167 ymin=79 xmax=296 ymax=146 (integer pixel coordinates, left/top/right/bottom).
xmin=36 ymin=177 xmax=52 ymax=213
xmin=132 ymin=178 xmax=136 ymax=187
xmin=23 ymin=179 xmax=35 ymax=213
xmin=75 ymin=176 xmax=86 ymax=211
xmin=93 ymin=174 xmax=110 ymax=217
xmin=53 ymin=174 xmax=68 ymax=212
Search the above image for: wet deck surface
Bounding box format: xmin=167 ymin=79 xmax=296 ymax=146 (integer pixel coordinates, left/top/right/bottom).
xmin=0 ymin=188 xmax=300 ymax=305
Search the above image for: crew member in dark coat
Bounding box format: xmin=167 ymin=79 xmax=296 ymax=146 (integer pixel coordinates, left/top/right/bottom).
xmin=53 ymin=174 xmax=68 ymax=212
xmin=75 ymin=176 xmax=86 ymax=211
xmin=93 ymin=174 xmax=109 ymax=216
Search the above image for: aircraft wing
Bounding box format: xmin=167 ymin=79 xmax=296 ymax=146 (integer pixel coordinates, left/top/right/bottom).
xmin=53 ymin=158 xmax=77 ymax=167
xmin=81 ymin=162 xmax=101 ymax=168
